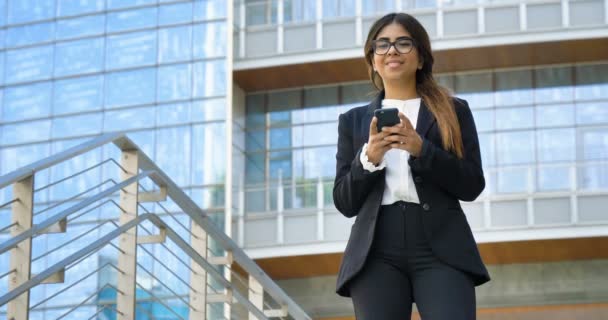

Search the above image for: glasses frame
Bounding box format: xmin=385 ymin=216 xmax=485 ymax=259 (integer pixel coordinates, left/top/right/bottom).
xmin=371 ymin=37 xmax=416 ymax=55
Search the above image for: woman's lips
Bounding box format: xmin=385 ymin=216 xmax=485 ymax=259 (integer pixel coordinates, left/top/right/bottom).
xmin=387 ymin=61 xmax=403 ymax=68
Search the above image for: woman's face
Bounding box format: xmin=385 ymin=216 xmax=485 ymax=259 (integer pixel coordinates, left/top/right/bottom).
xmin=371 ymin=23 xmax=422 ymax=86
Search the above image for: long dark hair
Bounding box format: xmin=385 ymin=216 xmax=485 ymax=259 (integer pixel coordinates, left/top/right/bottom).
xmin=364 ymin=13 xmax=464 ymax=159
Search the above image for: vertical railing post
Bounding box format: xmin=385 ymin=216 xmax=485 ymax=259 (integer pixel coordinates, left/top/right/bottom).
xmin=248 ymin=275 xmax=264 ymax=320
xmin=316 ymin=177 xmax=324 ymax=241
xmin=117 ymin=150 xmax=139 ymax=320
xmin=7 ymin=175 xmax=34 ymax=320
xmin=190 ymin=224 xmax=208 ymax=319
xmin=277 ymin=171 xmax=284 ymax=244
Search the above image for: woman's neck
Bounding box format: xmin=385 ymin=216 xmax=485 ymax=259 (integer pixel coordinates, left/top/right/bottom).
xmin=383 ymin=79 xmax=418 ymax=100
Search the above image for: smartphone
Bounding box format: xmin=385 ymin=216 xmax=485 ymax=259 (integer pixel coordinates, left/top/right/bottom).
xmin=374 ymin=108 xmax=400 ymax=133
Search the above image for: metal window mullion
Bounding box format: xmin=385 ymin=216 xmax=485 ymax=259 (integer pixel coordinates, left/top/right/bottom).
xmin=520 ymin=2 xmax=527 ymax=31
xmin=562 ymin=0 xmax=570 ymax=27
xmin=315 ymin=0 xmax=323 ymax=49
xmin=116 ymin=150 xmax=139 ymax=320
xmin=355 ymin=0 xmax=363 ymax=45
xmin=7 ymin=174 xmax=34 ymax=320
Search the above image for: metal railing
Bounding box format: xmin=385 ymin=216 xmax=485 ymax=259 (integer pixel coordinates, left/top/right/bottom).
xmin=0 ymin=132 xmax=311 ymax=320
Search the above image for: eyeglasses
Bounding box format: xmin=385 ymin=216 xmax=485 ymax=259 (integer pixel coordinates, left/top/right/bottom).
xmin=372 ymin=37 xmax=415 ymax=55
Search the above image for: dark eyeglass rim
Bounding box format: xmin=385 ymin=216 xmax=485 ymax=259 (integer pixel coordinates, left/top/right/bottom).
xmin=371 ymin=37 xmax=416 ymax=55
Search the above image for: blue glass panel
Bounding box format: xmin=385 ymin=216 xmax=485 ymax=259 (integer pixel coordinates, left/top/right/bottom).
xmin=496 ymin=131 xmax=535 ymax=165
xmin=478 ymin=133 xmax=495 ymax=167
xmin=157 ymin=102 xmax=190 ymax=126
xmin=3 ymin=82 xmax=52 ymax=121
xmin=6 ymin=22 xmax=54 ymax=48
xmin=537 ymin=129 xmax=575 ymax=162
xmin=195 ymin=0 xmax=227 ymax=21
xmin=193 ymin=60 xmax=226 ymax=98
xmin=284 ymin=0 xmax=316 ymax=22
xmin=538 ymin=166 xmax=571 ymax=191
xmin=56 ymin=15 xmax=105 ymax=40
xmin=269 ymin=127 xmax=291 ymax=149
xmin=157 ymin=63 xmax=192 ymax=102
xmin=0 ymin=52 xmax=5 ymax=86
xmin=323 ymin=0 xmax=355 ymax=18
xmin=57 ymin=0 xmax=104 ymax=16
xmin=192 ymin=123 xmax=225 ymax=185
xmin=156 ymin=126 xmax=192 ymax=186
xmin=52 ymin=113 xmax=103 ymax=139
xmin=5 ymin=45 xmax=53 ymax=84
xmin=245 ymin=153 xmax=265 ymax=185
xmin=415 ymin=0 xmax=438 ymax=8
xmin=128 ymin=129 xmax=155 ymax=160
xmin=581 ymin=129 xmax=608 ymax=160
xmin=495 ymin=107 xmax=534 ymax=130
xmin=496 ymin=167 xmax=529 ymax=193
xmin=362 ymin=0 xmax=393 ymax=14
xmin=107 ymin=7 xmax=157 ymax=33
xmin=106 ymin=68 xmax=156 ymax=108
xmin=104 ymin=106 xmax=156 ymax=132
xmin=55 ymin=38 xmax=104 ymax=77
xmin=158 ymin=25 xmax=192 ymax=63
xmin=1 ymin=119 xmax=51 ymax=145
xmin=535 ymin=67 xmax=573 ymax=103
xmin=0 ymin=0 xmax=6 ymax=27
xmin=53 ymin=75 xmax=104 ymax=115
xmin=471 ymin=109 xmax=494 ymax=132
xmin=269 ymin=151 xmax=291 ymax=179
xmin=495 ymin=70 xmax=534 ymax=107
xmin=246 ymin=130 xmax=265 ymax=151
xmin=535 ymin=103 xmax=574 ymax=127
xmin=191 ymin=98 xmax=226 ymax=121
xmin=193 ymin=22 xmax=226 ymax=58
xmin=106 ymin=31 xmax=157 ymax=69
xmin=575 ymin=63 xmax=608 ymax=101
xmin=159 ymin=2 xmax=193 ymax=25
xmin=107 ymin=0 xmax=155 ymax=10
xmin=292 ymin=122 xmax=337 ymax=147
xmin=576 ymin=102 xmax=608 ymax=125
xmin=293 ymin=146 xmax=336 ymax=180
xmin=7 ymin=0 xmax=54 ymax=24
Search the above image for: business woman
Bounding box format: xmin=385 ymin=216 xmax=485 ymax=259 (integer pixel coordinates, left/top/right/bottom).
xmin=333 ymin=13 xmax=490 ymax=320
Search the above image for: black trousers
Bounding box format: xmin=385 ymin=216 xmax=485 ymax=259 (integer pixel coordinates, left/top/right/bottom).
xmin=349 ymin=201 xmax=476 ymax=320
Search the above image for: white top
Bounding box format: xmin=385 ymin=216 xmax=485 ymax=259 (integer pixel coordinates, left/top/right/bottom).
xmin=360 ymin=98 xmax=422 ymax=205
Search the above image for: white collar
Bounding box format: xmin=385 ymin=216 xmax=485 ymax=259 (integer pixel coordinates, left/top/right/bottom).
xmin=381 ymin=98 xmax=421 ymax=109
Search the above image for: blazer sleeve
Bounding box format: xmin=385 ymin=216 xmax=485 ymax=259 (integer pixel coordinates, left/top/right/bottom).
xmin=333 ymin=112 xmax=385 ymax=218
xmin=408 ymin=98 xmax=485 ymax=201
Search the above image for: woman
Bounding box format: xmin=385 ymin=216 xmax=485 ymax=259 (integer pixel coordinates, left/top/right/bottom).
xmin=333 ymin=12 xmax=490 ymax=319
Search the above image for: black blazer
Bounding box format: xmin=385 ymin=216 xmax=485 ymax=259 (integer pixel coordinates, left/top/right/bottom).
xmin=333 ymin=91 xmax=490 ymax=297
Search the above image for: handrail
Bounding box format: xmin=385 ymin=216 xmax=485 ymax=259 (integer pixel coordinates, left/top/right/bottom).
xmin=0 ymin=133 xmax=311 ymax=320
xmin=0 ymin=213 xmax=270 ymax=320
xmin=0 ymin=132 xmax=124 ymax=189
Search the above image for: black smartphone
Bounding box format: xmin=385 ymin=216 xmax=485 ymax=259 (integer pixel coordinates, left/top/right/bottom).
xmin=374 ymin=108 xmax=400 ymax=133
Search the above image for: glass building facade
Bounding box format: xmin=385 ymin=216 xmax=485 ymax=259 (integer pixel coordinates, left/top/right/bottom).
xmin=243 ymin=63 xmax=608 ymax=212
xmin=0 ymin=0 xmax=229 ymax=318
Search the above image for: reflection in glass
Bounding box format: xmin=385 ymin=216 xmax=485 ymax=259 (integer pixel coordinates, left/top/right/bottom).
xmin=575 ymin=63 xmax=608 ymax=100
xmin=52 ymin=113 xmax=103 ymax=139
xmin=496 ymin=131 xmax=535 ymax=165
xmin=495 ymin=69 xmax=533 ymax=106
xmin=535 ymin=66 xmax=573 ymax=102
xmin=159 ymin=26 xmax=192 ymax=63
xmin=106 ymin=31 xmax=157 ymax=69
xmin=53 ymin=75 xmax=104 ymax=115
xmin=576 ymin=102 xmax=608 ymax=125
xmin=106 ymin=68 xmax=156 ymax=108
xmin=537 ymin=129 xmax=575 ymax=162
xmin=6 ymin=22 xmax=54 ymax=48
xmin=106 ymin=7 xmax=157 ymax=33
xmin=495 ymin=107 xmax=534 ymax=130
xmin=159 ymin=2 xmax=193 ymax=25
xmin=192 ymin=123 xmax=226 ymax=185
xmin=193 ymin=22 xmax=227 ymax=58
xmin=157 ymin=63 xmax=192 ymax=102
xmin=6 ymin=45 xmax=53 ymax=83
xmin=536 ymin=104 xmax=574 ymax=127
xmin=56 ymin=15 xmax=105 ymax=40
xmin=1 ymin=119 xmax=51 ymax=145
xmin=55 ymin=38 xmax=104 ymax=77
xmin=156 ymin=126 xmax=192 ymax=186
xmin=57 ymin=0 xmax=104 ymax=17
xmin=4 ymin=82 xmax=52 ymax=121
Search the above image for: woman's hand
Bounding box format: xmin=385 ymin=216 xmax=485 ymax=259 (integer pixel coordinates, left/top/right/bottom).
xmin=381 ymin=112 xmax=423 ymax=157
xmin=366 ymin=116 xmax=392 ymax=165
